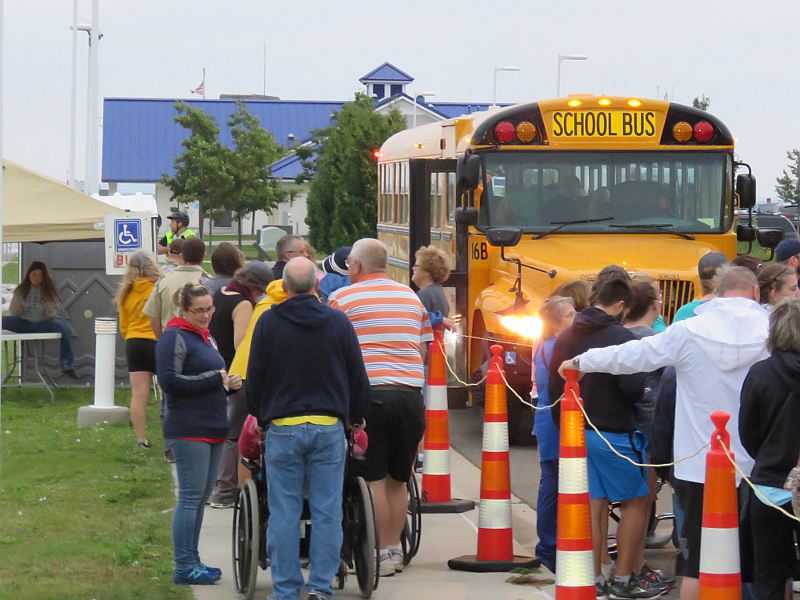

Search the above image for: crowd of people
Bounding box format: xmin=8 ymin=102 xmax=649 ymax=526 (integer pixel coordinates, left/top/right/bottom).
xmin=12 ymin=213 xmax=800 ymax=600
xmin=109 ymin=227 xmax=442 ymax=596
xmin=528 ymin=237 xmax=800 ymax=600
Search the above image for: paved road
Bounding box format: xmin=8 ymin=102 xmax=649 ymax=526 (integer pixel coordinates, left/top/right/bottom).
xmin=449 ymin=402 xmax=681 ymax=598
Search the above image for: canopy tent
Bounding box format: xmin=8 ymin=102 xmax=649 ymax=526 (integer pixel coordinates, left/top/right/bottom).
xmin=2 ymin=160 xmax=114 ymax=243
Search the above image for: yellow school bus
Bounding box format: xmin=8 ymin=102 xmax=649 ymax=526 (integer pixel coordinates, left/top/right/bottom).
xmin=376 ymin=96 xmax=763 ymax=442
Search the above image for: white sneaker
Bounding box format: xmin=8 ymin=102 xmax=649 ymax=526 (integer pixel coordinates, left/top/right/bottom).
xmin=792 ymin=580 xmax=800 ymax=593
xmin=601 ymin=560 xmax=616 ymax=582
xmin=379 ymin=553 xmax=396 ymax=577
xmin=389 ymin=548 xmax=404 ymax=573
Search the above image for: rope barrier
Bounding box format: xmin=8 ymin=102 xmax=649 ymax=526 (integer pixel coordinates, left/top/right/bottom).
xmin=436 ymin=339 xmax=486 ymax=388
xmin=498 ymin=367 xmax=563 ymax=411
xmin=717 ymin=437 xmax=800 ymax=524
xmin=567 ymin=388 xmax=710 ymax=469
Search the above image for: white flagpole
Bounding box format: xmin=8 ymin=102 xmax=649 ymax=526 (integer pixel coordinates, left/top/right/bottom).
xmin=202 ymin=67 xmax=206 ymax=100
xmin=1 ymin=0 xmax=5 ymax=427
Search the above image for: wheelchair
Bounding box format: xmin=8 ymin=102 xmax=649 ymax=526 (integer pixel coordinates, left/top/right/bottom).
xmin=606 ymin=478 xmax=676 ymax=559
xmin=400 ymin=473 xmax=422 ymax=565
xmin=232 ymin=432 xmax=380 ymax=600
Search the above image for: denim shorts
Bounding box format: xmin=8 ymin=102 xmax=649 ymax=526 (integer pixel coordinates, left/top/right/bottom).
xmin=585 ymin=429 xmax=648 ymax=502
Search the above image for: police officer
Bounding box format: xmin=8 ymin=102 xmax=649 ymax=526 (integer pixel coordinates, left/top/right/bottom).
xmin=157 ymin=211 xmax=197 ymax=255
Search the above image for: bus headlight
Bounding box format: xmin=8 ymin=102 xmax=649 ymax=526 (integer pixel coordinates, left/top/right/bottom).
xmin=498 ymin=314 xmax=543 ymax=341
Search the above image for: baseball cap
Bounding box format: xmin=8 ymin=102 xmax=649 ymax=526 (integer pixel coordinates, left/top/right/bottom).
xmin=237 ymin=261 xmax=274 ymax=291
xmin=697 ymin=252 xmax=728 ymax=280
xmin=775 ymin=239 xmax=800 ymax=263
xmin=322 ymin=246 xmax=351 ymax=276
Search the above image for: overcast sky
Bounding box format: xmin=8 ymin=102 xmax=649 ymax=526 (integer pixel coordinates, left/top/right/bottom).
xmin=3 ymin=0 xmax=800 ymax=200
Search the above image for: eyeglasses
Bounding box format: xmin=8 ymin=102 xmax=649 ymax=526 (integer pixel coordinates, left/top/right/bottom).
xmin=188 ymin=306 xmax=215 ymax=316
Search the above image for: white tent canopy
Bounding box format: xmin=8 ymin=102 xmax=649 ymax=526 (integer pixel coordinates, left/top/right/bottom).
xmin=2 ymin=160 xmax=115 ymax=243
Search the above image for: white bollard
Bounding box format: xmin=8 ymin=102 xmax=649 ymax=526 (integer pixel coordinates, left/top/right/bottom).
xmin=93 ymin=317 xmax=117 ymax=408
xmin=77 ymin=317 xmax=130 ymax=428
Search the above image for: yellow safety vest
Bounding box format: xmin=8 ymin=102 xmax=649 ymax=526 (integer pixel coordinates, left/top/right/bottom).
xmin=165 ymin=228 xmax=197 ymax=244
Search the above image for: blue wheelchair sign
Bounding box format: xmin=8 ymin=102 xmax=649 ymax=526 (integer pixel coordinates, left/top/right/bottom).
xmin=114 ymin=219 xmax=142 ymax=252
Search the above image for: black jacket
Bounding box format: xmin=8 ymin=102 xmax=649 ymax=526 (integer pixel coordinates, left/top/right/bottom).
xmin=739 ymin=351 xmax=800 ymax=487
xmin=246 ymin=294 xmax=370 ymax=426
xmin=549 ymin=307 xmax=645 ymax=432
xmin=272 ymin=260 xmax=286 ymax=281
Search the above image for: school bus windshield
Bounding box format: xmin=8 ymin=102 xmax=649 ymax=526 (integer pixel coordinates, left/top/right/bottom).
xmin=481 ymin=151 xmax=731 ymax=233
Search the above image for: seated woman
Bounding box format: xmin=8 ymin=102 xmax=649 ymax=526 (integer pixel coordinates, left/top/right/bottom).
xmin=5 ymin=261 xmax=76 ymax=377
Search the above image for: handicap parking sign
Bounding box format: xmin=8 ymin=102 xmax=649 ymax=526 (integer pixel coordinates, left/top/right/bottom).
xmin=505 ymin=351 xmax=517 ymax=366
xmin=114 ymin=219 xmax=142 ymax=252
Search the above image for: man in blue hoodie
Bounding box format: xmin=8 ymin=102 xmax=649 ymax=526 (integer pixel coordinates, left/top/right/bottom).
xmin=246 ymin=257 xmax=370 ymax=600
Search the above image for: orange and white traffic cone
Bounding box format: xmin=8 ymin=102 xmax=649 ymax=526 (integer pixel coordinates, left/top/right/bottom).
xmin=448 ymin=344 xmax=538 ymax=572
xmin=698 ymin=410 xmax=740 ymax=600
xmin=421 ymin=327 xmax=475 ymax=513
xmin=555 ymin=371 xmax=595 ymax=600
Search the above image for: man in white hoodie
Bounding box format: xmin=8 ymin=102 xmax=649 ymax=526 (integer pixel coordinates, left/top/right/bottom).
xmin=558 ymin=266 xmax=768 ymax=600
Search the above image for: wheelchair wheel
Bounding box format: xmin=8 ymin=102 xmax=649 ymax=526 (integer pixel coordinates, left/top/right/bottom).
xmin=400 ymin=473 xmax=422 ymax=565
xmin=352 ymin=476 xmax=379 ymax=599
xmin=232 ymin=478 xmax=260 ymax=600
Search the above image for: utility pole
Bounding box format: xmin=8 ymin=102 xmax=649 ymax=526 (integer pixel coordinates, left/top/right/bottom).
xmin=84 ymin=0 xmax=101 ymax=196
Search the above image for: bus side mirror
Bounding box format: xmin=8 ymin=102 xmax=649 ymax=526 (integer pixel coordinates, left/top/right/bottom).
xmin=455 ymin=207 xmax=479 ymax=226
xmin=755 ymin=227 xmax=784 ymax=250
xmin=736 ymin=224 xmax=756 ymax=242
xmin=486 ymin=227 xmax=522 ymax=248
xmin=736 ymin=174 xmax=756 ymax=209
xmin=456 ymin=154 xmax=481 ymax=192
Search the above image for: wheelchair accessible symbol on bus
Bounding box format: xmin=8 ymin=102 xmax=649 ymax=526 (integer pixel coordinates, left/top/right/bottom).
xmin=114 ymin=219 xmax=142 ymax=252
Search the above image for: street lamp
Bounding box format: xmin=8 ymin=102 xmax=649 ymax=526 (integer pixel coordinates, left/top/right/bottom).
xmin=412 ymin=91 xmax=436 ymax=129
xmin=492 ymin=65 xmax=520 ymax=107
xmin=557 ymin=53 xmax=588 ymax=97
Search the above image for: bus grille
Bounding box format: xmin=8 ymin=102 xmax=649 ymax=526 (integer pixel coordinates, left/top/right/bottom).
xmin=658 ymin=279 xmax=695 ymax=325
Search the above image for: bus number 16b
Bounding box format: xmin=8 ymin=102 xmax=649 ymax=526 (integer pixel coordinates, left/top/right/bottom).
xmin=472 ymin=241 xmax=488 ymax=261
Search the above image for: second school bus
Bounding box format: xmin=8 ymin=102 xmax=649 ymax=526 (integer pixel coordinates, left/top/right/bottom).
xmin=376 ymin=95 xmax=767 ymax=442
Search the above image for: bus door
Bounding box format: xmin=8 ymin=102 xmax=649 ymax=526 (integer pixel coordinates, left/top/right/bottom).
xmin=409 ymin=158 xmax=469 ymax=406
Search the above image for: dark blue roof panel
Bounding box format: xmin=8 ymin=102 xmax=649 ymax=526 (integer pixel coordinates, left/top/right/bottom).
xmin=102 ymin=98 xmax=344 ymax=182
xmin=270 ymin=152 xmax=305 ymax=180
xmin=359 ymin=62 xmax=414 ymax=84
xmin=430 ymin=102 xmax=502 ymax=118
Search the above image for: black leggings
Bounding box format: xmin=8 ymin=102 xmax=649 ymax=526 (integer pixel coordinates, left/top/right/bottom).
xmin=747 ymin=487 xmax=799 ymax=600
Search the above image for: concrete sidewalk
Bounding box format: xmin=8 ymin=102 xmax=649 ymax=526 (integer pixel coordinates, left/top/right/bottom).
xmin=183 ymin=448 xmax=556 ymax=600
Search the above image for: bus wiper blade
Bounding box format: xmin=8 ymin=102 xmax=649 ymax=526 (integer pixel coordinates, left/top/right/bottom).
xmin=533 ymin=217 xmax=614 ymax=240
xmin=609 ymin=223 xmax=695 ymax=240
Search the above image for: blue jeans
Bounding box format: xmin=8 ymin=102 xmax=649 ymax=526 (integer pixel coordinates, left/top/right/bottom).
xmin=4 ymin=316 xmax=75 ymax=371
xmin=265 ymin=421 xmax=345 ymax=600
xmin=167 ymin=439 xmax=223 ymax=570
xmin=536 ymin=459 xmax=558 ymax=573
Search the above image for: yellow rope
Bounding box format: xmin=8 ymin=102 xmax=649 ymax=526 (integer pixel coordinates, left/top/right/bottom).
xmin=718 ymin=438 xmax=800 ymax=524
xmin=567 ymin=388 xmax=710 ymax=469
xmin=498 ymin=367 xmax=563 ymax=411
xmin=435 ymin=339 xmax=487 ymax=388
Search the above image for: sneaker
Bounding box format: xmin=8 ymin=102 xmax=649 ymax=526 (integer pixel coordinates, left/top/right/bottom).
xmin=379 ymin=554 xmax=396 ymax=577
xmin=209 ymin=501 xmax=235 ymax=509
xmin=63 ymin=368 xmax=78 ymax=379
xmin=596 ymin=579 xmax=609 ymax=600
xmin=793 ymin=580 xmax=800 ymax=593
xmin=639 ymin=564 xmax=674 ymax=588
xmin=173 ymin=565 xmax=221 ymax=585
xmin=198 ymin=562 xmax=221 ymax=579
xmin=307 ymin=591 xmax=333 ymax=600
xmin=164 ymin=448 xmax=175 ymax=463
xmin=389 ymin=547 xmax=404 ymax=573
xmin=608 ymin=575 xmax=664 ymax=599
xmin=136 ymin=441 xmax=151 ymax=449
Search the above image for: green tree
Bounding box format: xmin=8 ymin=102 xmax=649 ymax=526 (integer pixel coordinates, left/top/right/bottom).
xmin=298 ymin=93 xmax=405 ymax=252
xmin=226 ymin=103 xmax=288 ymax=247
xmin=776 ymin=149 xmax=800 ymax=203
xmin=692 ymin=94 xmax=711 ymax=111
xmin=162 ymin=101 xmax=233 ymax=241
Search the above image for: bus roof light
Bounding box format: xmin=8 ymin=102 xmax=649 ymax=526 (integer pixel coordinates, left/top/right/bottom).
xmin=598 ymin=98 xmax=612 ymax=106
xmin=693 ymin=121 xmax=714 ymax=143
xmin=627 ymin=98 xmax=642 ymax=107
xmin=495 ymin=121 xmax=516 ymax=144
xmin=567 ymin=99 xmax=582 ymax=108
xmin=516 ymin=121 xmax=537 ymax=143
xmin=672 ymin=121 xmax=693 ymax=143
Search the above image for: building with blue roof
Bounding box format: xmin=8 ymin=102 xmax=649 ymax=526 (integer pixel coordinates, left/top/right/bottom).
xmin=102 ymin=63 xmax=501 ymax=235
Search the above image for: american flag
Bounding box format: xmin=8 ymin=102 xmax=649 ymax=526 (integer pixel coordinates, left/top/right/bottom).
xmin=191 ymin=82 xmax=205 ymax=96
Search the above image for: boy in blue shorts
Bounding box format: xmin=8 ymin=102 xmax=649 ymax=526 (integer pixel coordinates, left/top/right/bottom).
xmin=549 ymin=277 xmax=662 ymax=600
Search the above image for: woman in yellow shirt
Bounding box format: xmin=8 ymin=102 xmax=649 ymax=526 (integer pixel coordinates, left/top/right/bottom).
xmin=115 ymin=251 xmax=162 ymax=448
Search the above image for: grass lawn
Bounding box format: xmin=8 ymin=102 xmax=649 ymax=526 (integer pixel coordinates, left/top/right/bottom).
xmin=0 ymin=388 xmax=191 ymax=600
xmin=3 ymin=261 xmax=19 ymax=285
xmin=737 ymin=240 xmax=773 ymax=262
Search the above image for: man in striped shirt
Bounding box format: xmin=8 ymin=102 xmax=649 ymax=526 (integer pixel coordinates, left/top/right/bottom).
xmin=328 ymin=238 xmax=432 ymax=576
